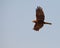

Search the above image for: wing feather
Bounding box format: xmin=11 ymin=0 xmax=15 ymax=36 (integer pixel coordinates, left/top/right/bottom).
xmin=33 ymin=23 xmax=43 ymax=31
xmin=36 ymin=7 xmax=45 ymax=21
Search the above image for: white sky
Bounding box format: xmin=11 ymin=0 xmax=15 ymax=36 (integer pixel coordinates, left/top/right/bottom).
xmin=0 ymin=0 xmax=60 ymax=48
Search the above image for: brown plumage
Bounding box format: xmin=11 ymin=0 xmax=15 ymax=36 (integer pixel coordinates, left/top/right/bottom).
xmin=32 ymin=6 xmax=52 ymax=31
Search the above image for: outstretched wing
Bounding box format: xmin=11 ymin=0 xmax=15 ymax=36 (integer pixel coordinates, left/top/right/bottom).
xmin=33 ymin=6 xmax=45 ymax=31
xmin=36 ymin=6 xmax=45 ymax=21
xmin=33 ymin=23 xmax=43 ymax=31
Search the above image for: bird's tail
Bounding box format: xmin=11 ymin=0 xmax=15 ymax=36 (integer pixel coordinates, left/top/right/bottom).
xmin=44 ymin=22 xmax=52 ymax=25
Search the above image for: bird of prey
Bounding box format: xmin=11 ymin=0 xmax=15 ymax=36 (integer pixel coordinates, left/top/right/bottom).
xmin=32 ymin=6 xmax=52 ymax=31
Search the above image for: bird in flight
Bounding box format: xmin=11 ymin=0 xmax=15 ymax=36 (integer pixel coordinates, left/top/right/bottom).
xmin=32 ymin=6 xmax=52 ymax=31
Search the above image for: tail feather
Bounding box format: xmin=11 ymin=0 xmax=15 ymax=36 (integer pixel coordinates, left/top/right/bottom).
xmin=44 ymin=22 xmax=52 ymax=25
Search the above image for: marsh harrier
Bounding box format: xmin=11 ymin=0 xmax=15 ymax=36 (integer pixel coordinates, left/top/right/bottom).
xmin=32 ymin=6 xmax=52 ymax=31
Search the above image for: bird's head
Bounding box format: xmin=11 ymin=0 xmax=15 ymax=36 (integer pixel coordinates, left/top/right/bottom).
xmin=32 ymin=20 xmax=37 ymax=23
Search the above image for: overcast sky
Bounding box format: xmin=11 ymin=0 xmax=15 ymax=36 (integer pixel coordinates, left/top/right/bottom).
xmin=0 ymin=0 xmax=60 ymax=48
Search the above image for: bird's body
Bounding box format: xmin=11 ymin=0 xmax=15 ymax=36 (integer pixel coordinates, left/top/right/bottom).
xmin=33 ymin=6 xmax=52 ymax=31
